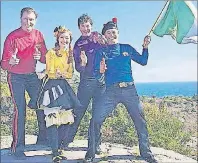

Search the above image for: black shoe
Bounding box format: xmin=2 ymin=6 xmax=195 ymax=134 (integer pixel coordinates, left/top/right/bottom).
xmin=58 ymin=150 xmax=67 ymax=160
xmin=52 ymin=151 xmax=61 ymax=163
xmin=12 ymin=151 xmax=26 ymax=160
xmin=142 ymin=155 xmax=158 ymax=163
xmin=85 ymin=151 xmax=95 ymax=162
xmin=95 ymin=146 xmax=102 ymax=155
xmin=53 ymin=156 xmax=61 ymax=163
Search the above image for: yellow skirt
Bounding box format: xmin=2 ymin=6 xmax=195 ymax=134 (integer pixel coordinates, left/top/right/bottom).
xmin=45 ymin=109 xmax=75 ymax=128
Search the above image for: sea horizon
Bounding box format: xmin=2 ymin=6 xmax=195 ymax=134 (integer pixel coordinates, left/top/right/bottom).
xmin=135 ymin=81 xmax=197 ymax=84
xmin=134 ymin=81 xmax=197 ymax=97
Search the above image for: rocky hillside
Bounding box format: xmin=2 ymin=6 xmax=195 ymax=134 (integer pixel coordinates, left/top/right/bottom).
xmin=1 ymin=68 xmax=197 ymax=162
xmin=1 ymin=135 xmax=197 ymax=163
xmin=141 ymin=96 xmax=197 ymax=136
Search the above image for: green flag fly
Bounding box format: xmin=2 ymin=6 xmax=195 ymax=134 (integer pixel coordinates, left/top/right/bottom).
xmin=153 ymin=1 xmax=197 ymax=44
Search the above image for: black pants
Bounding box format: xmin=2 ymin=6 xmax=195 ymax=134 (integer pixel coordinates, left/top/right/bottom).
xmin=65 ymin=77 xmax=105 ymax=151
xmin=47 ymin=124 xmax=69 ymax=152
xmin=8 ymin=72 xmax=46 ymax=153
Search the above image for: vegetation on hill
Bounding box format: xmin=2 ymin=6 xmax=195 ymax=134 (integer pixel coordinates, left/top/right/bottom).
xmin=0 ymin=69 xmax=197 ymax=160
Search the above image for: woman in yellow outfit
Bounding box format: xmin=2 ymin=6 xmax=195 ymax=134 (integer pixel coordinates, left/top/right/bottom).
xmin=38 ymin=26 xmax=81 ymax=163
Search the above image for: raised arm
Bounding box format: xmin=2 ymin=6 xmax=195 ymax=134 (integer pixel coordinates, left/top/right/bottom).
xmin=1 ymin=36 xmax=15 ymax=71
xmin=130 ymin=35 xmax=151 ymax=66
xmin=130 ymin=47 xmax=149 ymax=66
xmin=38 ymin=32 xmax=47 ymax=63
xmin=73 ymin=44 xmax=86 ymax=73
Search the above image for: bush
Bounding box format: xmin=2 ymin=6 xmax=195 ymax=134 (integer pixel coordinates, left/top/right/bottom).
xmin=77 ymin=102 xmax=193 ymax=157
xmin=1 ymin=123 xmax=11 ymax=136
xmin=144 ymin=103 xmax=192 ymax=156
xmin=0 ymin=82 xmax=195 ymax=158
xmin=25 ymin=109 xmax=39 ymax=135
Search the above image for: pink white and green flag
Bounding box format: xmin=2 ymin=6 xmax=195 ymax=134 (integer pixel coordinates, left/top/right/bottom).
xmin=153 ymin=1 xmax=197 ymax=44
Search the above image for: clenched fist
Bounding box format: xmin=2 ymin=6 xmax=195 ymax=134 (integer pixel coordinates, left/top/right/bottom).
xmin=9 ymin=48 xmax=20 ymax=66
xmin=80 ymin=50 xmax=87 ymax=66
xmin=33 ymin=47 xmax=41 ymax=60
xmin=142 ymin=35 xmax=151 ymax=49
xmin=100 ymin=57 xmax=107 ymax=73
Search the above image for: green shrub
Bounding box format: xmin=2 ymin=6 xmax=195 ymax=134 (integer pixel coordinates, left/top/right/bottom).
xmin=1 ymin=123 xmax=11 ymax=136
xmin=0 ymin=82 xmax=195 ymax=158
xmin=144 ymin=103 xmax=192 ymax=155
xmin=25 ymin=109 xmax=39 ymax=135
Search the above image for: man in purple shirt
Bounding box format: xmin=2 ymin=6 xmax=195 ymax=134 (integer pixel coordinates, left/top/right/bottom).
xmin=61 ymin=14 xmax=105 ymax=157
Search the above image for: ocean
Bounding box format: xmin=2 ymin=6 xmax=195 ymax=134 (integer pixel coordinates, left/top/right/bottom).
xmin=135 ymin=81 xmax=197 ymax=97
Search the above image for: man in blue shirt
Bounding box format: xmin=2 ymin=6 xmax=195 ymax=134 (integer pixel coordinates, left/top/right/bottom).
xmin=85 ymin=18 xmax=157 ymax=163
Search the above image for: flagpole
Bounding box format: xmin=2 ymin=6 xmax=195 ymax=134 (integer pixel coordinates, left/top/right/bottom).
xmin=148 ymin=0 xmax=170 ymax=36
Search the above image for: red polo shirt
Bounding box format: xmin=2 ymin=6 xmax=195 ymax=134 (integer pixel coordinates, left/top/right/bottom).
xmin=1 ymin=27 xmax=47 ymax=74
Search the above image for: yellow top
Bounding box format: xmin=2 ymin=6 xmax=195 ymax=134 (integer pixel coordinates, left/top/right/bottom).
xmin=46 ymin=48 xmax=73 ymax=79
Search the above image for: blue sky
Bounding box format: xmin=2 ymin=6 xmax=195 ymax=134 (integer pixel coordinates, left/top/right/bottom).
xmin=1 ymin=1 xmax=197 ymax=82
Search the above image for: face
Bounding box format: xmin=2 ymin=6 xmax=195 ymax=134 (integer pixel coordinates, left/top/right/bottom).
xmin=21 ymin=11 xmax=36 ymax=32
xmin=58 ymin=32 xmax=71 ymax=49
xmin=79 ymin=22 xmax=92 ymax=36
xmin=104 ymin=29 xmax=119 ymax=44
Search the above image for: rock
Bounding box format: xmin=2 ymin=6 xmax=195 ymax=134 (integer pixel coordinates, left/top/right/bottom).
xmin=0 ymin=135 xmax=197 ymax=163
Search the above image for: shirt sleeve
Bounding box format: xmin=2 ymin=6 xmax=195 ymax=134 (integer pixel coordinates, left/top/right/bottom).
xmin=129 ymin=45 xmax=149 ymax=66
xmin=46 ymin=50 xmax=56 ymax=78
xmin=38 ymin=32 xmax=47 ymax=64
xmin=73 ymin=44 xmax=85 ymax=73
xmin=0 ymin=36 xmax=14 ymax=71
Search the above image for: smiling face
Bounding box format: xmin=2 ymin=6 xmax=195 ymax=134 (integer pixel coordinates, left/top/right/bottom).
xmin=21 ymin=11 xmax=36 ymax=32
xmin=104 ymin=29 xmax=119 ymax=44
xmin=58 ymin=32 xmax=71 ymax=49
xmin=79 ymin=22 xmax=92 ymax=36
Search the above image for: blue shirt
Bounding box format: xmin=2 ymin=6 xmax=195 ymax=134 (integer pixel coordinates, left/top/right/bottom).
xmin=94 ymin=43 xmax=149 ymax=87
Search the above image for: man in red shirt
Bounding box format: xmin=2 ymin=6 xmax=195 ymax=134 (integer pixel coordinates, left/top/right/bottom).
xmin=1 ymin=7 xmax=47 ymax=159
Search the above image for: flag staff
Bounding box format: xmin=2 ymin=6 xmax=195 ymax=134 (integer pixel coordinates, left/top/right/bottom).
xmin=148 ymin=0 xmax=170 ymax=36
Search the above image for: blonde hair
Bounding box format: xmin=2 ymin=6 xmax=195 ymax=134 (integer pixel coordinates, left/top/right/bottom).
xmin=53 ymin=26 xmax=73 ymax=64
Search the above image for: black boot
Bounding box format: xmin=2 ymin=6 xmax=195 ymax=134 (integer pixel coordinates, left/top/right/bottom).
xmin=52 ymin=150 xmax=61 ymax=163
xmin=85 ymin=150 xmax=95 ymax=162
xmin=95 ymin=146 xmax=102 ymax=155
xmin=52 ymin=150 xmax=67 ymax=163
xmin=58 ymin=150 xmax=67 ymax=160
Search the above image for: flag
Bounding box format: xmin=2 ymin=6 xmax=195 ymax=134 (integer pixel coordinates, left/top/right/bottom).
xmin=153 ymin=1 xmax=197 ymax=44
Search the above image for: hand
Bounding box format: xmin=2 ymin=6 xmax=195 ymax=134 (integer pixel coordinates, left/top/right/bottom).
xmin=33 ymin=47 xmax=41 ymax=60
xmin=80 ymin=50 xmax=87 ymax=66
xmin=142 ymin=35 xmax=151 ymax=49
xmin=97 ymin=35 xmax=106 ymax=45
xmin=100 ymin=57 xmax=107 ymax=73
xmin=92 ymin=32 xmax=106 ymax=45
xmin=9 ymin=48 xmax=20 ymax=66
xmin=56 ymin=69 xmax=63 ymax=78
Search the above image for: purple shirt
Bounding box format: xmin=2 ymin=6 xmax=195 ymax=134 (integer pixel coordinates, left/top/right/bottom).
xmin=73 ymin=32 xmax=103 ymax=78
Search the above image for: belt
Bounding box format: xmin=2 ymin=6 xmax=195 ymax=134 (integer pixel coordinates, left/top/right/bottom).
xmin=114 ymin=82 xmax=134 ymax=88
